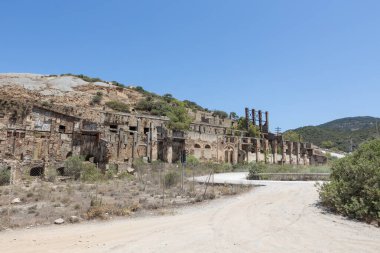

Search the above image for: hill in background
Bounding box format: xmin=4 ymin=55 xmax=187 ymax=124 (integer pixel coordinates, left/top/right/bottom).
xmin=285 ymin=117 xmax=380 ymax=152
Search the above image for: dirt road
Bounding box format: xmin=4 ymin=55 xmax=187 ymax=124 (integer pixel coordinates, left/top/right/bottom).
xmin=1 ymin=173 xmax=379 ymax=253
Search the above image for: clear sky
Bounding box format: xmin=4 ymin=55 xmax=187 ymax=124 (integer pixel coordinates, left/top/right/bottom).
xmin=1 ymin=0 xmax=379 ymax=131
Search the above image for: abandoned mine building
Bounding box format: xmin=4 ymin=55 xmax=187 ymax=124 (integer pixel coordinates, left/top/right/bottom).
xmin=0 ymin=74 xmax=326 ymax=179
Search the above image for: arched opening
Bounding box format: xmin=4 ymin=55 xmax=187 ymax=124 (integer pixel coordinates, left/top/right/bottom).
xmin=205 ymin=144 xmax=211 ymax=149
xmin=194 ymin=144 xmax=201 ymax=148
xmin=85 ymin=154 xmax=92 ymax=161
xmin=66 ymin=151 xmax=72 ymax=158
xmin=57 ymin=167 xmax=65 ymax=176
xmin=30 ymin=167 xmax=44 ymax=177
xmin=224 ymin=146 xmax=234 ymax=164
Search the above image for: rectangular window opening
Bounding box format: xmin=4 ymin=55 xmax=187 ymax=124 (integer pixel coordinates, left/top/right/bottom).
xmin=59 ymin=125 xmax=66 ymax=133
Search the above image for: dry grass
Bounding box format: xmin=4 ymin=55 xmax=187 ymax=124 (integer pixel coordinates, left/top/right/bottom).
xmin=0 ymin=165 xmax=252 ymax=230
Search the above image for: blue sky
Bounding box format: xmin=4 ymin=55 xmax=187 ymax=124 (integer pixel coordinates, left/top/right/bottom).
xmin=1 ymin=0 xmax=379 ymax=131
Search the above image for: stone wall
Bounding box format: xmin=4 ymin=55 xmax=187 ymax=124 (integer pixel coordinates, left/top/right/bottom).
xmin=0 ymin=103 xmax=324 ymax=179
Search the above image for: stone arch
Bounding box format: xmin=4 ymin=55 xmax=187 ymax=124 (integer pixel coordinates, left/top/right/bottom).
xmin=194 ymin=144 xmax=201 ymax=148
xmin=66 ymin=151 xmax=73 ymax=158
xmin=204 ymin=144 xmax=211 ymax=149
xmin=224 ymin=146 xmax=234 ymax=164
xmin=30 ymin=167 xmax=44 ymax=177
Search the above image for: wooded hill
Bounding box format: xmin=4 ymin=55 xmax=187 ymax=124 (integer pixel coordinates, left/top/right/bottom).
xmin=285 ymin=117 xmax=380 ymax=152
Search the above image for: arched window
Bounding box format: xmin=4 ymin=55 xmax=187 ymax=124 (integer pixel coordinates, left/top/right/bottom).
xmin=205 ymin=144 xmax=211 ymax=149
xmin=194 ymin=144 xmax=201 ymax=148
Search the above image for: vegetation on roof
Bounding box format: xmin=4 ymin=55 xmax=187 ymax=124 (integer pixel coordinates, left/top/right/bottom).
xmin=105 ymin=100 xmax=130 ymax=113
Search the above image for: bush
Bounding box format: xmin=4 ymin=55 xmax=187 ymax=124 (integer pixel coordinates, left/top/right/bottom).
xmin=186 ymin=155 xmax=199 ymax=166
xmin=105 ymin=100 xmax=130 ymax=113
xmin=65 ymin=156 xmax=84 ymax=180
xmin=247 ymin=163 xmax=267 ymax=180
xmin=81 ymin=163 xmax=103 ymax=182
xmin=167 ymin=105 xmax=192 ymax=131
xmin=319 ymin=139 xmax=380 ymax=223
xmin=91 ymin=94 xmax=102 ymax=105
xmin=62 ymin=73 xmax=103 ymax=83
xmin=0 ymin=167 xmax=10 ymax=186
xmin=164 ymin=171 xmax=179 ymax=188
xmin=212 ymin=110 xmax=228 ymax=119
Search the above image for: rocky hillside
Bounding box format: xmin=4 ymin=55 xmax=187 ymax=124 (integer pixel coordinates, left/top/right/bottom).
xmin=286 ymin=117 xmax=380 ymax=152
xmin=0 ymin=73 xmax=209 ymax=117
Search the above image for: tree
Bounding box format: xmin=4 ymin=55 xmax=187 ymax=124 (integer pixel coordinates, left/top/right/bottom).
xmin=283 ymin=130 xmax=303 ymax=142
xmin=248 ymin=125 xmax=260 ymax=137
xmin=321 ymin=140 xmax=334 ymax=149
xmin=230 ymin=112 xmax=239 ymax=120
xmin=167 ymin=105 xmax=192 ymax=131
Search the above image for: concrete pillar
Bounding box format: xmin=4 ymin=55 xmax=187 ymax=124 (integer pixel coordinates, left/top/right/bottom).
xmin=288 ymin=142 xmax=293 ymax=164
xmin=264 ymin=139 xmax=269 ymax=164
xmin=150 ymin=123 xmax=158 ymax=162
xmin=295 ymin=142 xmax=300 ymax=165
xmin=255 ymin=138 xmax=260 ymax=163
xmin=232 ymin=146 xmax=238 ymax=164
xmin=272 ymin=139 xmax=278 ymax=164
xmin=281 ymin=141 xmax=286 ymax=164
xmin=167 ymin=142 xmax=173 ymax=164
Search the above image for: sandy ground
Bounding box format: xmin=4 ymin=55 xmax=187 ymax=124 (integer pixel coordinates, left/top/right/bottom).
xmin=1 ymin=173 xmax=379 ymax=253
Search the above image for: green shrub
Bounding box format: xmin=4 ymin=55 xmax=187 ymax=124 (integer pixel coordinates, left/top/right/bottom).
xmin=91 ymin=94 xmax=102 ymax=105
xmin=105 ymin=164 xmax=118 ymax=179
xmin=186 ymin=155 xmax=200 ymax=166
xmin=105 ymin=100 xmax=130 ymax=113
xmin=65 ymin=156 xmax=84 ymax=180
xmin=247 ymin=163 xmax=267 ymax=180
xmin=167 ymin=105 xmax=192 ymax=131
xmin=164 ymin=171 xmax=179 ymax=188
xmin=212 ymin=110 xmax=228 ymax=119
xmin=81 ymin=163 xmax=103 ymax=182
xmin=0 ymin=167 xmax=10 ymax=186
xmin=319 ymin=139 xmax=380 ymax=223
xmin=62 ymin=73 xmax=103 ymax=83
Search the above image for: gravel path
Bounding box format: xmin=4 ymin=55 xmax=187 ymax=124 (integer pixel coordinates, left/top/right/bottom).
xmin=1 ymin=173 xmax=379 ymax=253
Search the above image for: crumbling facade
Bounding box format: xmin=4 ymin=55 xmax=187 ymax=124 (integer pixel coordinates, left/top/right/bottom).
xmin=0 ymin=98 xmax=326 ymax=178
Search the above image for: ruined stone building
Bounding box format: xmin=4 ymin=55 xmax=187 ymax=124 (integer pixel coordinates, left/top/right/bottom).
xmin=0 ymin=74 xmax=326 ymax=178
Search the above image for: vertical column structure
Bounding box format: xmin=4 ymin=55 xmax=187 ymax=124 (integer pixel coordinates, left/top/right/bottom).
xmin=265 ymin=111 xmax=269 ymax=133
xmin=282 ymin=141 xmax=286 ymax=164
xmin=295 ymin=142 xmax=300 ymax=165
xmin=255 ymin=138 xmax=260 ymax=163
xmin=272 ymin=139 xmax=278 ymax=164
xmin=232 ymin=146 xmax=238 ymax=165
xmin=167 ymin=136 xmax=173 ymax=164
xmin=264 ymin=139 xmax=269 ymax=164
xmin=258 ymin=110 xmax=263 ymax=132
xmin=245 ymin=107 xmax=250 ymax=130
xmin=251 ymin=109 xmax=256 ymax=126
xmin=288 ymin=141 xmax=294 ymax=164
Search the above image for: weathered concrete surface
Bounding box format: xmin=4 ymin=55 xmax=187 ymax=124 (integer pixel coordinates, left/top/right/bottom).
xmin=1 ymin=174 xmax=379 ymax=253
